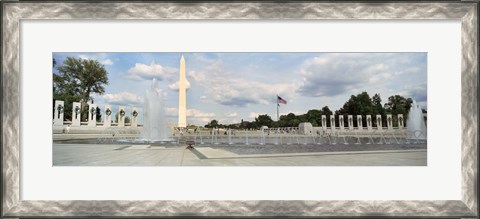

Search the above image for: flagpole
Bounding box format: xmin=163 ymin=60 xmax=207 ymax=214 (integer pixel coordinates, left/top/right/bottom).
xmin=277 ymin=95 xmax=279 ymax=121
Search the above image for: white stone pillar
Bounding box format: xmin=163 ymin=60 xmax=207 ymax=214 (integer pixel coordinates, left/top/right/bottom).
xmin=376 ymin=115 xmax=382 ymax=130
xmin=118 ymin=106 xmax=126 ymax=127
xmin=103 ymin=105 xmax=112 ymax=127
xmin=131 ymin=107 xmax=139 ymax=127
xmin=88 ymin=104 xmax=97 ymax=127
xmin=339 ymin=115 xmax=344 ymax=130
xmin=53 ymin=100 xmax=64 ymax=126
xmin=357 ymin=115 xmax=363 ymax=130
xmin=321 ymin=115 xmax=327 ymax=130
xmin=330 ymin=115 xmax=335 ymax=130
xmin=398 ymin=114 xmax=404 ymax=128
xmin=366 ymin=115 xmax=372 ymax=131
xmin=387 ymin=114 xmax=393 ymax=130
xmin=348 ymin=115 xmax=353 ymax=130
xmin=71 ymin=102 xmax=81 ymax=126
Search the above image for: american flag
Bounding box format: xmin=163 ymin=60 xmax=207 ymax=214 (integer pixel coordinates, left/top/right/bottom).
xmin=277 ymin=95 xmax=287 ymax=105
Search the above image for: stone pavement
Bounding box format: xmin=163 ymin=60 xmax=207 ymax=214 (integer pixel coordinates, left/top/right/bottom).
xmin=53 ymin=143 xmax=427 ymax=166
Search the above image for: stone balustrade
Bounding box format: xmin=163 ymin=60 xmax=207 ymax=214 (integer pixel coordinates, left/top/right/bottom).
xmin=297 ymin=114 xmax=405 ymax=135
xmin=52 ymin=100 xmax=140 ymax=128
xmin=53 ymin=100 xmax=410 ymax=136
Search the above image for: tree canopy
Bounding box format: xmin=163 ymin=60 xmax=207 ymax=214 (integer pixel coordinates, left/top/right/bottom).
xmin=384 ymin=95 xmax=413 ymax=127
xmin=337 ymin=92 xmax=373 ymax=116
xmin=205 ymin=119 xmax=219 ymax=128
xmin=384 ymin=95 xmax=413 ymax=115
xmin=55 ymin=57 xmax=109 ymax=103
xmin=54 ymin=57 xmax=109 ymax=121
xmin=255 ymin=114 xmax=273 ymax=128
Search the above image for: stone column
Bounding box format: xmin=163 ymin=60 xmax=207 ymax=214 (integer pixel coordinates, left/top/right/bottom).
xmin=103 ymin=105 xmax=112 ymax=127
xmin=53 ymin=100 xmax=64 ymax=126
xmin=71 ymin=102 xmax=81 ymax=126
xmin=348 ymin=115 xmax=353 ymax=130
xmin=330 ymin=115 xmax=335 ymax=130
xmin=366 ymin=115 xmax=372 ymax=131
xmin=321 ymin=115 xmax=327 ymax=130
xmin=376 ymin=115 xmax=382 ymax=130
xmin=118 ymin=106 xmax=126 ymax=127
xmin=88 ymin=104 xmax=97 ymax=127
xmin=131 ymin=107 xmax=139 ymax=127
xmin=387 ymin=114 xmax=393 ymax=130
xmin=397 ymin=114 xmax=404 ymax=128
xmin=357 ymin=115 xmax=363 ymax=130
xmin=339 ymin=115 xmax=344 ymax=130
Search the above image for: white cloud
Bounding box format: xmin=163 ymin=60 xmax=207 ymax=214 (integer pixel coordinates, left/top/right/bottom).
xmin=78 ymin=55 xmax=91 ymax=60
xmin=226 ymin=119 xmax=239 ymax=124
xmin=226 ymin=112 xmax=238 ymax=117
xmin=399 ymin=83 xmax=428 ymax=103
xmin=100 ymin=92 xmax=143 ymax=106
xmin=165 ymin=108 xmax=177 ymax=117
xmin=187 ymin=109 xmax=215 ymax=118
xmin=165 ymin=107 xmax=215 ymax=118
xmin=168 ymin=79 xmax=191 ymax=91
xmin=369 ymin=72 xmax=394 ymax=83
xmin=193 ymin=117 xmax=213 ymax=124
xmin=279 ymin=111 xmax=305 ymax=116
xmin=78 ymin=54 xmax=113 ymax=66
xmin=124 ymin=62 xmax=177 ymax=81
xmin=164 ymin=108 xmax=215 ymax=126
xmin=188 ymin=61 xmax=296 ymax=107
xmin=101 ymin=59 xmax=113 ymax=65
xmin=296 ymin=53 xmax=426 ymax=97
xmin=249 ymin=112 xmax=266 ymax=118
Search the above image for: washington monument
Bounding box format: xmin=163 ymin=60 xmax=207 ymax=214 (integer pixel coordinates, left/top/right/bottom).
xmin=178 ymin=55 xmax=187 ymax=128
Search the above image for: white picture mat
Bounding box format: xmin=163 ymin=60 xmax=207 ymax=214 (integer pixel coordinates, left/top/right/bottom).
xmin=19 ymin=20 xmax=461 ymax=200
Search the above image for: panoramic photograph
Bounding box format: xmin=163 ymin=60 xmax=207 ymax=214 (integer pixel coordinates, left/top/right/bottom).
xmin=52 ymin=52 xmax=427 ymax=166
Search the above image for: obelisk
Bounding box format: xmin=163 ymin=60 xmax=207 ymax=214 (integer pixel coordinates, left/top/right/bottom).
xmin=178 ymin=55 xmax=187 ymax=128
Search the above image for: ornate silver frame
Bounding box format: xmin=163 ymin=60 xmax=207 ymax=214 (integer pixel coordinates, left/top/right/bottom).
xmin=2 ymin=2 xmax=478 ymax=218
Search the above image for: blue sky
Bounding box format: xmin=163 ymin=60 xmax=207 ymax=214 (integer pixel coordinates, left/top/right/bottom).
xmin=53 ymin=52 xmax=427 ymax=125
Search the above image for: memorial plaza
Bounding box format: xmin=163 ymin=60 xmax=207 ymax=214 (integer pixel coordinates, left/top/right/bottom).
xmin=53 ymin=130 xmax=427 ymax=166
xmin=53 ymin=142 xmax=427 ymax=166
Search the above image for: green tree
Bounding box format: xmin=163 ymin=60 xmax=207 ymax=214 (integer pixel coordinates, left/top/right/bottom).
xmin=371 ymin=93 xmax=385 ymax=126
xmin=56 ymin=57 xmax=109 ymax=103
xmin=384 ymin=95 xmax=413 ymax=127
xmin=336 ymin=92 xmax=374 ymax=127
xmin=320 ymin=106 xmax=333 ymax=115
xmin=278 ymin=113 xmax=297 ymax=127
xmin=245 ymin=121 xmax=256 ymax=129
xmin=239 ymin=119 xmax=246 ymax=129
xmin=205 ymin=119 xmax=219 ymax=128
xmin=320 ymin=106 xmax=333 ymax=127
xmin=372 ymin=93 xmax=383 ymax=113
xmin=255 ymin=114 xmax=273 ymax=128
xmin=54 ymin=57 xmax=109 ymax=121
xmin=276 ymin=115 xmax=288 ymax=127
xmin=337 ymin=92 xmax=373 ymax=115
xmin=296 ymin=114 xmax=308 ymax=126
xmin=306 ymin=109 xmax=321 ymax=126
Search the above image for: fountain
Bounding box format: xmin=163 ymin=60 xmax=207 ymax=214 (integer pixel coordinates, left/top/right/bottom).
xmin=141 ymin=78 xmax=172 ymax=142
xmin=407 ymin=100 xmax=427 ymax=140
